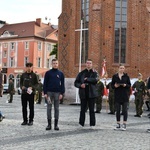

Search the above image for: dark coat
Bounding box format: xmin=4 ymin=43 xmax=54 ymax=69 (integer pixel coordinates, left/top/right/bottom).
xmin=111 ymin=73 xmax=131 ymax=103
xmin=74 ymin=69 xmax=99 ymax=99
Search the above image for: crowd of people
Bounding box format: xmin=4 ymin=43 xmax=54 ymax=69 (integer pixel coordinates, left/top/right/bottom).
xmin=0 ymin=59 xmax=150 ymax=133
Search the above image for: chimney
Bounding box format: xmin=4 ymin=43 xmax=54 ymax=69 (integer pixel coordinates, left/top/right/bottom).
xmin=36 ymin=18 xmax=42 ymax=26
xmin=0 ymin=20 xmax=6 ymax=28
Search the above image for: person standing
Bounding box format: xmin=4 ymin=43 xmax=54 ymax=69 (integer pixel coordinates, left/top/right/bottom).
xmin=20 ymin=62 xmax=38 ymax=126
xmin=111 ymin=64 xmax=131 ymax=131
xmin=106 ymin=82 xmax=115 ymax=114
xmin=74 ymin=59 xmax=99 ymax=127
xmin=0 ymin=66 xmax=4 ymax=121
xmin=36 ymin=79 xmax=43 ymax=104
xmin=132 ymin=73 xmax=146 ymax=117
xmin=43 ymin=59 xmax=65 ymax=131
xmin=8 ymin=78 xmax=15 ymax=103
xmin=95 ymin=80 xmax=104 ymax=113
xmin=147 ymin=77 xmax=150 ymax=133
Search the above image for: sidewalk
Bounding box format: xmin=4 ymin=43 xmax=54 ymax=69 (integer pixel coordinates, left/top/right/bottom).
xmin=0 ymin=94 xmax=150 ymax=150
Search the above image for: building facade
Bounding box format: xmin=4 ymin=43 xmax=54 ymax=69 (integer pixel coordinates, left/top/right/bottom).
xmin=0 ymin=18 xmax=58 ymax=88
xmin=58 ymin=0 xmax=150 ymax=79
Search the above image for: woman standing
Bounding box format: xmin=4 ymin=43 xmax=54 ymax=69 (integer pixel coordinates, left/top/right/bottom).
xmin=111 ymin=64 xmax=131 ymax=131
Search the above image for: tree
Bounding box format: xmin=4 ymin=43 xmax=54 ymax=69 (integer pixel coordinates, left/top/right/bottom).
xmin=50 ymin=44 xmax=58 ymax=58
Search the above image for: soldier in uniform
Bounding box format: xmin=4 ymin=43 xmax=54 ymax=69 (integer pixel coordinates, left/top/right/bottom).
xmin=36 ymin=79 xmax=43 ymax=104
xmin=132 ymin=73 xmax=146 ymax=117
xmin=95 ymin=80 xmax=104 ymax=113
xmin=106 ymin=82 xmax=115 ymax=114
xmin=8 ymin=78 xmax=15 ymax=103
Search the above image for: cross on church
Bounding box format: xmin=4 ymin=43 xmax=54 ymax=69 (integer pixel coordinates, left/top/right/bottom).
xmin=74 ymin=20 xmax=88 ymax=104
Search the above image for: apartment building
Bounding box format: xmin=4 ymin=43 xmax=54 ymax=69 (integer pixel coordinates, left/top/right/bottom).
xmin=0 ymin=18 xmax=58 ymax=88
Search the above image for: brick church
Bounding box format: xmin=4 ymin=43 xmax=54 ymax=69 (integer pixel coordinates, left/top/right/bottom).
xmin=58 ymin=0 xmax=150 ymax=79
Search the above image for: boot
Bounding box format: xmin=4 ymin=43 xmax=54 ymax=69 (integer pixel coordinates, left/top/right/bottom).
xmin=54 ymin=119 xmax=59 ymax=130
xmin=46 ymin=119 xmax=51 ymax=130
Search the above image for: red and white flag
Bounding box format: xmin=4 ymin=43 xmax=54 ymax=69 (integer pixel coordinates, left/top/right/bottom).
xmin=101 ymin=58 xmax=107 ymax=77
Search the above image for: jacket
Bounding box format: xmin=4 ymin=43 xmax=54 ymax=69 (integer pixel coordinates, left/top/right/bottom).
xmin=20 ymin=71 xmax=38 ymax=94
xmin=111 ymin=73 xmax=131 ymax=103
xmin=74 ymin=69 xmax=99 ymax=99
xmin=43 ymin=68 xmax=65 ymax=94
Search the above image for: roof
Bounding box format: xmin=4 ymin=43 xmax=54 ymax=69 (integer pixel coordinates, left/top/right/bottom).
xmin=0 ymin=19 xmax=58 ymax=41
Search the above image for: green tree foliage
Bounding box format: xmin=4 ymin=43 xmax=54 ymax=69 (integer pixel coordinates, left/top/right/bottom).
xmin=50 ymin=44 xmax=58 ymax=58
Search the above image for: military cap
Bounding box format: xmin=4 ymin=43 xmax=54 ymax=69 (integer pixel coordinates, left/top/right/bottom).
xmin=138 ymin=73 xmax=142 ymax=76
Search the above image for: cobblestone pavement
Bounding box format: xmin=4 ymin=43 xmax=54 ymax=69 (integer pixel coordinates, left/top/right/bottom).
xmin=0 ymin=94 xmax=150 ymax=150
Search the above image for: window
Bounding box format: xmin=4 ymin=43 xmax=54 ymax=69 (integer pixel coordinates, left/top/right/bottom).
xmin=38 ymin=42 xmax=42 ymax=50
xmin=114 ymin=0 xmax=127 ymax=63
xmin=10 ymin=57 xmax=14 ymax=67
xmin=11 ymin=42 xmax=15 ymax=50
xmin=3 ymin=62 xmax=7 ymax=67
xmin=37 ymin=57 xmax=41 ymax=67
xmin=47 ymin=59 xmax=50 ymax=68
xmin=47 ymin=44 xmax=51 ymax=51
xmin=25 ymin=42 xmax=29 ymax=50
xmin=3 ymin=43 xmax=7 ymax=48
xmin=24 ymin=57 xmax=29 ymax=66
xmin=3 ymin=51 xmax=7 ymax=58
xmin=80 ymin=0 xmax=89 ymax=63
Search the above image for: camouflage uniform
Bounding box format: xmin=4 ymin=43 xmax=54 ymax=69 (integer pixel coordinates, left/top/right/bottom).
xmin=132 ymin=80 xmax=146 ymax=116
xmin=106 ymin=82 xmax=115 ymax=114
xmin=95 ymin=80 xmax=104 ymax=113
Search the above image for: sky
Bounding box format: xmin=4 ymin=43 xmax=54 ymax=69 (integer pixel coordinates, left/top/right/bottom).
xmin=0 ymin=0 xmax=62 ymax=25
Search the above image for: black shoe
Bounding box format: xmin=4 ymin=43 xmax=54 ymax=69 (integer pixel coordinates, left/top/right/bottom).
xmin=95 ymin=111 xmax=100 ymax=113
xmin=0 ymin=116 xmax=3 ymax=122
xmin=46 ymin=125 xmax=51 ymax=130
xmin=108 ymin=112 xmax=115 ymax=115
xmin=21 ymin=121 xmax=28 ymax=125
xmin=54 ymin=126 xmax=59 ymax=130
xmin=8 ymin=101 xmax=12 ymax=103
xmin=134 ymin=115 xmax=141 ymax=117
xmin=36 ymin=102 xmax=41 ymax=104
xmin=28 ymin=121 xmax=33 ymax=126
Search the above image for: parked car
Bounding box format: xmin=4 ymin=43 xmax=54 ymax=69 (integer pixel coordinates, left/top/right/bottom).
xmin=3 ymin=84 xmax=9 ymax=93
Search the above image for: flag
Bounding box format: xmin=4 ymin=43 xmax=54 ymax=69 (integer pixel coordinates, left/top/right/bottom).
xmin=101 ymin=58 xmax=107 ymax=78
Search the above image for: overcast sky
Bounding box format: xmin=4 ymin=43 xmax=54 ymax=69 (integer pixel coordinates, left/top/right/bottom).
xmin=0 ymin=0 xmax=62 ymax=25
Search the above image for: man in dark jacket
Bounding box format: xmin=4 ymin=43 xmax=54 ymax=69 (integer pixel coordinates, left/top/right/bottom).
xmin=43 ymin=59 xmax=65 ymax=131
xmin=20 ymin=62 xmax=38 ymax=126
xmin=111 ymin=64 xmax=131 ymax=131
xmin=147 ymin=77 xmax=150 ymax=133
xmin=74 ymin=59 xmax=99 ymax=127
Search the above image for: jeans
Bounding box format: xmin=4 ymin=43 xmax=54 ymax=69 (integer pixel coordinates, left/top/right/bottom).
xmin=47 ymin=92 xmax=60 ymax=120
xmin=115 ymin=102 xmax=128 ymax=122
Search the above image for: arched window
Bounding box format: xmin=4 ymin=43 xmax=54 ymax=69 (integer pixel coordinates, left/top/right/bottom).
xmin=81 ymin=0 xmax=89 ymax=63
xmin=114 ymin=0 xmax=127 ymax=63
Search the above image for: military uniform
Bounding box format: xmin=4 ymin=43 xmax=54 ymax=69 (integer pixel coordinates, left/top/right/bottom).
xmin=106 ymin=82 xmax=115 ymax=114
xmin=36 ymin=80 xmax=43 ymax=104
xmin=95 ymin=80 xmax=104 ymax=113
xmin=132 ymin=74 xmax=146 ymax=117
xmin=8 ymin=79 xmax=14 ymax=103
